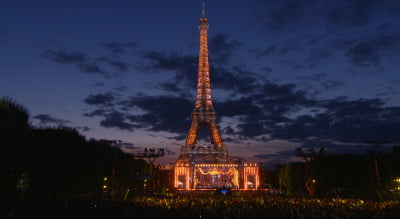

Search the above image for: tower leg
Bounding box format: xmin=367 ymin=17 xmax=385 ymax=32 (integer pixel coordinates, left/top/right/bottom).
xmin=185 ymin=118 xmax=199 ymax=146
xmin=209 ymin=121 xmax=222 ymax=146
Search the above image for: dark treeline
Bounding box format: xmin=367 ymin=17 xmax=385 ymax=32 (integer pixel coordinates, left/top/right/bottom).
xmin=274 ymin=151 xmax=400 ymax=200
xmin=1 ymin=97 xmax=151 ymax=204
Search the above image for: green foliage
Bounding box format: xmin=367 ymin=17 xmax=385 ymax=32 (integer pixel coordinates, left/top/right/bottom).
xmin=16 ymin=171 xmax=31 ymax=192
xmin=277 ymin=152 xmax=400 ymax=199
xmin=314 ymin=154 xmax=373 ymax=198
xmin=278 ymin=163 xmax=307 ymax=196
xmin=0 ymin=96 xmax=29 ymax=132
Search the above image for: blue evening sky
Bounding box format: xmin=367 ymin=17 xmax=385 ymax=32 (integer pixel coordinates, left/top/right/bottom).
xmin=1 ymin=0 xmax=400 ymax=167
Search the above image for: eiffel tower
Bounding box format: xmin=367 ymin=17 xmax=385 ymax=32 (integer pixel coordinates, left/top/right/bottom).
xmin=174 ymin=4 xmax=260 ymax=190
xmin=185 ymin=3 xmax=224 ymax=149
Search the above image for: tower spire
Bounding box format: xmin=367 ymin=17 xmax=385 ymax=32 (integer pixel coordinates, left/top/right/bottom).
xmin=202 ymin=2 xmax=205 ymax=18
xmin=185 ymin=3 xmax=223 ymax=148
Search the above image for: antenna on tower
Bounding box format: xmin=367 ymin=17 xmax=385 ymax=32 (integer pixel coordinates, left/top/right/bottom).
xmin=202 ymin=2 xmax=206 ymax=18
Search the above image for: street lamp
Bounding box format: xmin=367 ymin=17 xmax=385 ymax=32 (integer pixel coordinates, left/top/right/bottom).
xmin=394 ymin=178 xmax=400 ymax=191
xmin=102 ymin=176 xmax=110 ymax=199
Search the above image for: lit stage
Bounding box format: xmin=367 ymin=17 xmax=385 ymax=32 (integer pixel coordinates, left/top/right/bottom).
xmin=174 ymin=145 xmax=260 ymax=190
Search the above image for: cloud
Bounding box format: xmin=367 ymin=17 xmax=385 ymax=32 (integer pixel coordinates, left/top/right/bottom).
xmin=217 ymin=97 xmax=263 ymax=118
xmin=255 ymin=42 xmax=303 ymax=60
xmin=137 ymin=50 xmax=263 ymax=96
xmin=223 ymin=126 xmax=236 ymax=135
xmin=99 ymin=111 xmax=139 ymax=131
xmin=42 ymin=49 xmax=129 ymax=77
xmin=113 ymin=85 xmax=127 ymax=92
xmin=137 ymin=51 xmax=198 ymax=89
xmin=255 ymin=46 xmax=276 ymax=59
xmin=320 ymin=80 xmax=343 ymax=90
xmin=209 ymin=34 xmax=241 ymax=54
xmin=254 ymin=0 xmax=400 ymax=32
xmin=265 ymin=98 xmax=400 ymax=143
xmin=254 ymin=0 xmax=316 ymax=32
xmin=75 ymin=126 xmax=90 ymax=132
xmin=297 ymin=73 xmax=327 ymax=82
xmin=120 ymin=142 xmax=139 ymax=150
xmin=34 ymin=114 xmax=91 ymax=132
xmin=252 ymin=0 xmax=400 ymax=70
xmin=167 ymin=134 xmax=187 ymax=141
xmin=278 ymin=43 xmax=303 ymax=55
xmin=99 ymin=41 xmax=137 ymax=54
xmin=306 ymin=48 xmax=332 ymax=67
xmin=84 ymin=93 xmax=193 ymax=133
xmin=254 ymin=150 xmax=300 ymax=169
xmin=97 ymin=57 xmax=129 ymax=72
xmin=139 ymin=51 xmax=196 ymax=74
xmin=42 ymin=49 xmax=86 ymax=64
xmin=84 ymin=109 xmax=107 ymax=117
xmin=209 ymin=34 xmax=241 ymax=64
xmin=254 ymin=150 xmax=294 ymax=160
xmin=84 ymin=39 xmax=400 ymax=147
xmin=157 ymin=82 xmax=182 ymax=93
xmin=94 ymin=82 xmax=105 ymax=87
xmin=77 ymin=62 xmax=110 ymax=77
xmin=324 ymin=0 xmax=400 ymax=30
xmin=237 ymin=120 xmax=267 ymax=138
xmin=122 ymin=95 xmax=193 ymax=133
xmin=218 ymin=72 xmax=400 ymax=145
xmin=346 ymin=34 xmax=400 ymax=66
xmin=257 ymin=82 xmax=315 ymax=114
xmin=262 ymin=67 xmax=273 ymax=73
xmin=84 ymin=92 xmax=116 ymax=107
xmin=257 ymin=43 xmax=329 ymax=70
xmin=138 ymin=49 xmax=265 ymax=100
xmin=326 ymin=0 xmax=375 ymax=28
xmin=83 ymin=75 xmax=400 ymax=147
xmin=210 ymin=66 xmax=261 ymax=95
xmin=34 ymin=114 xmax=71 ymax=126
xmin=133 ymin=49 xmax=318 ymax=140
xmin=255 ymin=43 xmax=325 ymax=70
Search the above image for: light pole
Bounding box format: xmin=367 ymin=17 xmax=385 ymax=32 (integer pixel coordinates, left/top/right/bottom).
xmin=295 ymin=147 xmax=324 ymax=197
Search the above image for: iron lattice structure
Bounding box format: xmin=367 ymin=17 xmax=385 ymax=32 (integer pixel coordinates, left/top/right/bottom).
xmin=185 ymin=4 xmax=223 ymax=147
xmin=174 ymin=4 xmax=260 ymax=191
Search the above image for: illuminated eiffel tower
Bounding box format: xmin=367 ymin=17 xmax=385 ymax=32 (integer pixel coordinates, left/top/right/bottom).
xmin=185 ymin=3 xmax=224 ymax=149
xmin=174 ymin=4 xmax=260 ymax=190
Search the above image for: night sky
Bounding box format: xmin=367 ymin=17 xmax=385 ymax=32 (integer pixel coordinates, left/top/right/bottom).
xmin=1 ymin=0 xmax=400 ymax=168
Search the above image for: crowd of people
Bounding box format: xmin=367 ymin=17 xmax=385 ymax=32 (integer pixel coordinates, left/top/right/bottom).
xmin=3 ymin=191 xmax=400 ymax=218
xmin=130 ymin=192 xmax=399 ymax=218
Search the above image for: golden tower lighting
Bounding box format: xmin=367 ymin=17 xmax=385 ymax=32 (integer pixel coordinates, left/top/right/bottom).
xmin=174 ymin=4 xmax=260 ymax=191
